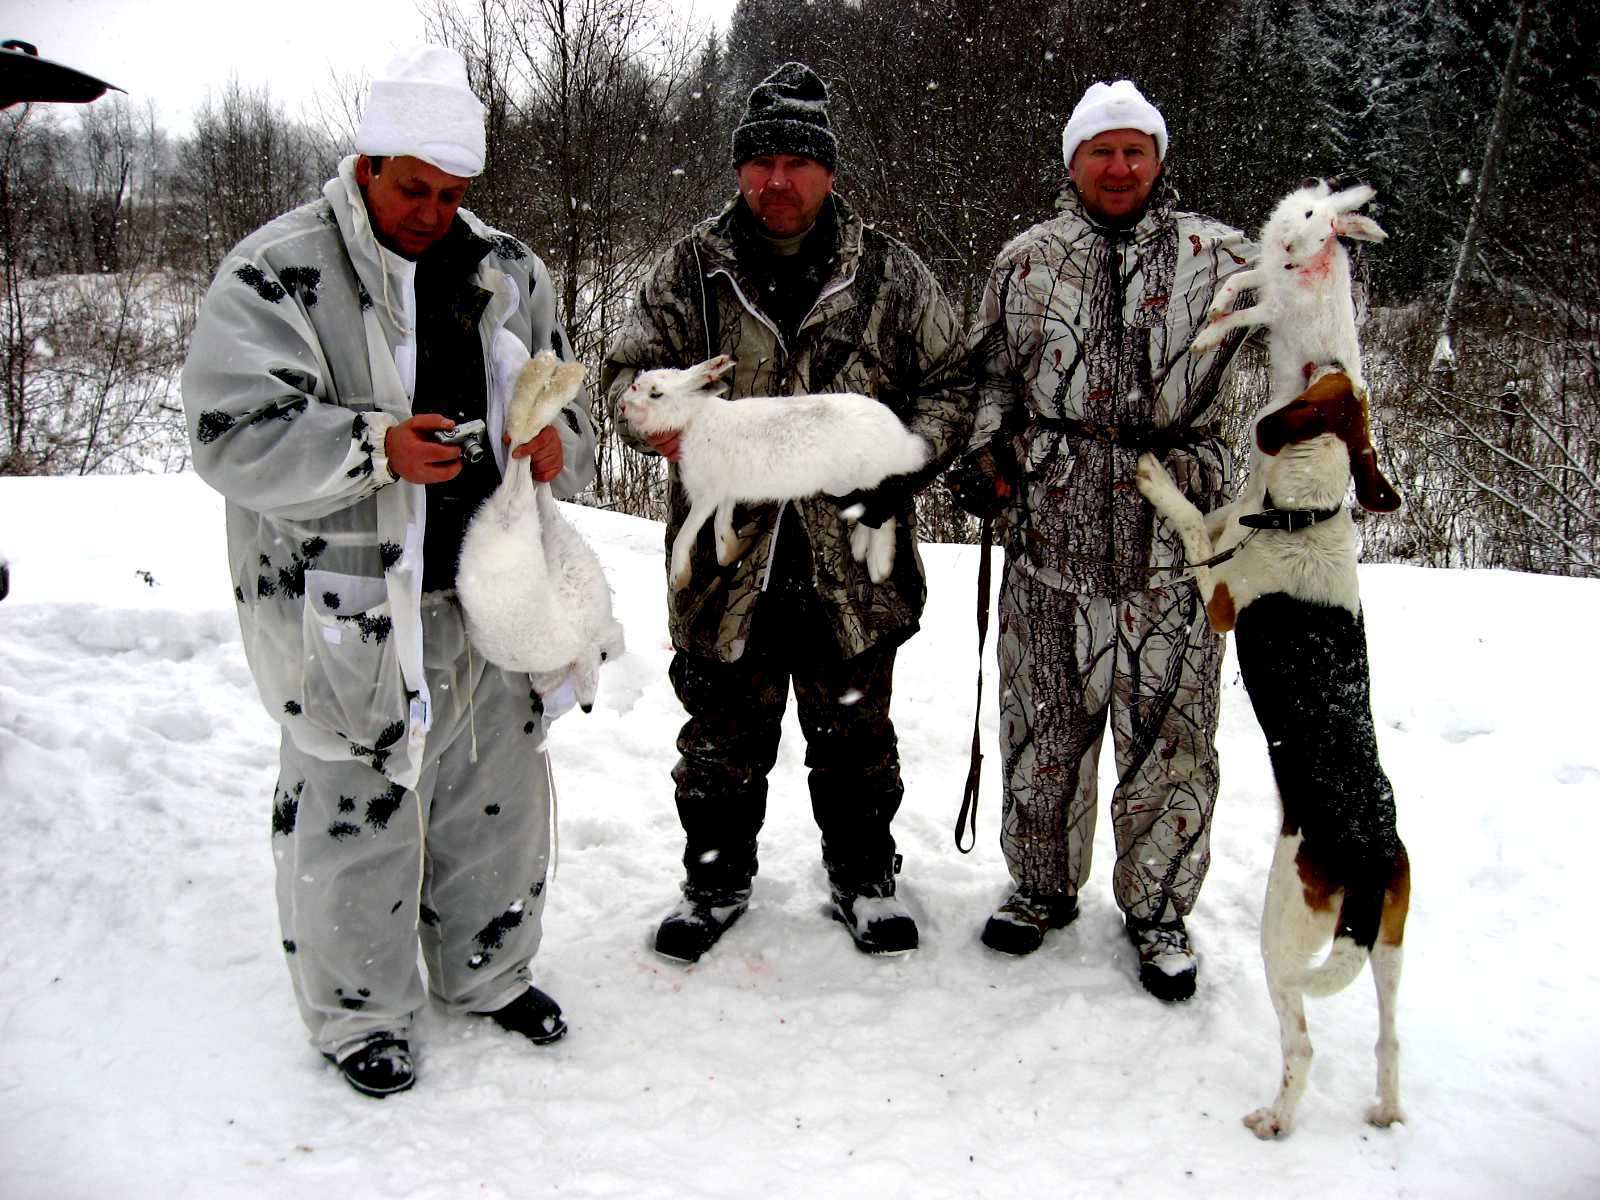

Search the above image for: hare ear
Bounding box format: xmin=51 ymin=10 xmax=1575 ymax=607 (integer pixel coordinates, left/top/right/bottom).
xmin=700 ymin=355 xmax=735 ymax=389
xmin=1328 ymin=183 xmax=1376 ymax=212
xmin=1335 ymin=213 xmax=1388 ymax=242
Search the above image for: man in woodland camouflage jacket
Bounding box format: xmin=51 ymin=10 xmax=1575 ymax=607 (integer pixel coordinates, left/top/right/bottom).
xmin=950 ymin=79 xmax=1257 ymax=1000
xmin=604 ymin=62 xmax=972 ymax=963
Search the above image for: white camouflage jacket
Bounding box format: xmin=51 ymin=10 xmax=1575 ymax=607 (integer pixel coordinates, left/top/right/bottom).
xmin=182 ymin=156 xmax=596 ymax=788
xmin=969 ymin=181 xmax=1257 ymax=596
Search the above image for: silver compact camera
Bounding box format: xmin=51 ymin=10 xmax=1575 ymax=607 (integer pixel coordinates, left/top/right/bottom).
xmin=433 ymin=418 xmax=488 ymax=464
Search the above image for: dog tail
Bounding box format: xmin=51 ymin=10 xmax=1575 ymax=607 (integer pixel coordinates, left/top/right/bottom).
xmin=1297 ymin=866 xmax=1390 ymax=996
xmin=1298 ymin=935 xmax=1371 ymax=997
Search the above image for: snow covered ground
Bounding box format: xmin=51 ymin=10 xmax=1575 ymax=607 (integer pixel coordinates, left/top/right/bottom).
xmin=2 ymin=472 xmax=1597 ymax=1199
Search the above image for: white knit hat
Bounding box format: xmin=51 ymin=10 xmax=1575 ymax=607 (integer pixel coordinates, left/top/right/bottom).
xmin=1061 ymin=79 xmax=1168 ymax=172
xmin=354 ymin=45 xmax=486 ymax=178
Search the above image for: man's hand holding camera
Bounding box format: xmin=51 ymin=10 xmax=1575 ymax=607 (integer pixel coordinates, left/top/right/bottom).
xmin=385 ymin=414 xmax=564 ymax=484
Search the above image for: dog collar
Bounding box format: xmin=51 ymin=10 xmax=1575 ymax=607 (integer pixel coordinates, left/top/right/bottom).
xmin=1238 ymin=493 xmax=1343 ymax=532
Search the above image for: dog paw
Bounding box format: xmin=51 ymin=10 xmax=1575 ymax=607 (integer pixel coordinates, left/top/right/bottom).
xmin=1242 ymin=1107 xmax=1292 ymax=1140
xmin=1365 ymin=1101 xmax=1405 ymax=1129
xmin=1133 ymin=452 xmax=1170 ymax=501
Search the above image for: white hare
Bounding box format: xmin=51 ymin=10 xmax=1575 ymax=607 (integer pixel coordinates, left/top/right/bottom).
xmin=457 ymin=350 xmax=623 ymax=713
xmin=1161 ymin=180 xmax=1398 ymax=629
xmin=1190 ymin=180 xmax=1387 ymax=404
xmin=619 ymin=355 xmax=932 ymax=590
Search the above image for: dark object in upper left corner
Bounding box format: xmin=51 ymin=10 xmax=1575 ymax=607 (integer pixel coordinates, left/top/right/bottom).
xmin=0 ymin=39 xmax=122 ymax=109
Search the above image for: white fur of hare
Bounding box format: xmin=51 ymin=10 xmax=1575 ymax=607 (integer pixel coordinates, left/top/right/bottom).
xmin=1190 ymin=181 xmax=1387 ymax=403
xmin=457 ymin=350 xmax=623 ymax=712
xmin=620 ymin=355 xmax=933 ymax=590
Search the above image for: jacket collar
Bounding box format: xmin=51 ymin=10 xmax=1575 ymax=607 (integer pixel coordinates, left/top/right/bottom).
xmin=697 ymin=191 xmax=865 ymax=283
xmin=324 ymin=155 xmax=498 ymax=341
xmin=1055 ymin=174 xmax=1178 ymax=245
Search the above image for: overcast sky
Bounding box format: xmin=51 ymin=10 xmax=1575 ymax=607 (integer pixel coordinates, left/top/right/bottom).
xmin=6 ymin=0 xmax=738 ymax=134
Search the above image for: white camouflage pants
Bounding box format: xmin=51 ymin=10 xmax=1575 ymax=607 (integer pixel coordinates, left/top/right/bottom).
xmin=996 ymin=561 xmax=1222 ymax=923
xmin=272 ymin=592 xmax=553 ymax=1056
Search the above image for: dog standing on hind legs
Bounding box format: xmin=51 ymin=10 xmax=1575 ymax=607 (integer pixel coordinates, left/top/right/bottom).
xmin=1136 ymin=369 xmax=1410 ymax=1138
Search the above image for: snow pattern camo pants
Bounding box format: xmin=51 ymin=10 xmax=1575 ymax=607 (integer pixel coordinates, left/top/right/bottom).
xmin=996 ymin=561 xmax=1222 ymax=923
xmin=271 ymin=593 xmax=552 ymax=1057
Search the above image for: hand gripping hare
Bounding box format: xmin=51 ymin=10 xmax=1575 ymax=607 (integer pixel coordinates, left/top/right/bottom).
xmin=1138 ymin=182 xmax=1409 ymax=1141
xmin=619 ymin=355 xmax=932 ymax=590
xmin=457 ymin=351 xmax=623 ymax=713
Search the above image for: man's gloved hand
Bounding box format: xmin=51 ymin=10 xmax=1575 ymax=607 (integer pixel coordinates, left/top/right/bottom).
xmin=834 ymin=472 xmax=913 ymax=529
xmin=945 ymin=443 xmax=1016 ymax=518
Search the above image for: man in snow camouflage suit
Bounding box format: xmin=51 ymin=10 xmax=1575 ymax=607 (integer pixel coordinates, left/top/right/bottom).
xmin=604 ymin=62 xmax=973 ymax=962
xmin=181 ymin=47 xmax=597 ymax=1096
xmin=948 ymin=80 xmax=1257 ymax=1000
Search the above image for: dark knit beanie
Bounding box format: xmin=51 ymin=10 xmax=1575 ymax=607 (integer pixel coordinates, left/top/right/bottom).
xmin=731 ymin=62 xmax=838 ymax=171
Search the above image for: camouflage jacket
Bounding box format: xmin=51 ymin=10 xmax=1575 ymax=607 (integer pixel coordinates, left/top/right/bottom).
xmin=182 ymin=156 xmax=595 ymax=787
xmin=968 ymin=182 xmax=1257 ymax=596
xmin=604 ymin=194 xmax=973 ymax=662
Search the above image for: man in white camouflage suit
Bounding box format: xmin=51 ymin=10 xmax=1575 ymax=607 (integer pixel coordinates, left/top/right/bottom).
xmin=950 ymin=80 xmax=1257 ymax=1000
xmin=182 ymin=47 xmax=595 ymax=1095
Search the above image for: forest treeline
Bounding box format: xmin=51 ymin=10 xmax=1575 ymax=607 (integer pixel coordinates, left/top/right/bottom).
xmin=2 ymin=0 xmax=1594 ymax=576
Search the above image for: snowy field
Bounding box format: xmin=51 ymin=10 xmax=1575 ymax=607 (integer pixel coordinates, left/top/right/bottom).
xmin=2 ymin=472 xmax=1597 ymax=1199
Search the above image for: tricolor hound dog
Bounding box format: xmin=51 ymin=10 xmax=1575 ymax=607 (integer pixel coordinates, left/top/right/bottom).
xmin=1136 ymin=369 xmax=1410 ymax=1139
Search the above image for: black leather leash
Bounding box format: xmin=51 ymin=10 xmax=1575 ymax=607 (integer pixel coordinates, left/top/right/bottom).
xmin=954 ymin=515 xmax=992 ymax=854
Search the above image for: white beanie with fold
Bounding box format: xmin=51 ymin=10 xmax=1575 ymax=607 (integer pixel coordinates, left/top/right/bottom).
xmin=355 ymin=45 xmax=486 ymax=178
xmin=1062 ymin=79 xmax=1168 ymax=172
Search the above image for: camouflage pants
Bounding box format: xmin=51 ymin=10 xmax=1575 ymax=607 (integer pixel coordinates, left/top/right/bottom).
xmin=272 ymin=593 xmax=552 ymax=1056
xmin=995 ymin=560 xmax=1222 ymax=923
xmin=669 ymin=578 xmax=906 ymax=900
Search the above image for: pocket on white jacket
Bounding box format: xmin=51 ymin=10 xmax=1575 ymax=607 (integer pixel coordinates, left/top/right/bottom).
xmin=299 ymin=569 xmax=406 ymax=748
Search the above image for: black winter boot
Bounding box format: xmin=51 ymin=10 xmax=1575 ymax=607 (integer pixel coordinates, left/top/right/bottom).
xmin=829 ymin=887 xmax=919 ymax=955
xmin=981 ymin=890 xmax=1079 ymax=956
xmin=324 ymin=1035 xmax=414 ymax=1098
xmin=1126 ymin=915 xmax=1198 ymax=1002
xmin=654 ymin=887 xmax=751 ymax=964
xmin=476 ymin=985 xmax=567 ymax=1044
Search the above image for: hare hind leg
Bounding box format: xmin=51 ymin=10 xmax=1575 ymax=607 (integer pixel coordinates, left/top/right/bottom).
xmin=713 ymin=501 xmax=751 ymax=567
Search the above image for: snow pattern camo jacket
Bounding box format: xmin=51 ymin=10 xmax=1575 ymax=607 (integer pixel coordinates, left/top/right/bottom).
xmin=969 ymin=182 xmax=1257 ymax=596
xmin=603 ymin=194 xmax=974 ymax=663
xmin=182 ymin=155 xmax=596 ymax=789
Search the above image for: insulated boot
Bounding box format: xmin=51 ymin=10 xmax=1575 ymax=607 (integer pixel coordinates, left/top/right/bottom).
xmin=654 ymin=888 xmax=751 ymax=964
xmin=324 ymin=1034 xmax=414 ymax=1098
xmin=1126 ymin=915 xmax=1198 ymax=1002
xmin=830 ymin=888 xmax=919 ymax=955
xmin=981 ymin=890 xmax=1079 ymax=956
xmin=477 ymin=984 xmax=567 ymax=1044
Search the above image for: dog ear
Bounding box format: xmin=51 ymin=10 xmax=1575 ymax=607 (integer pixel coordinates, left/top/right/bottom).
xmin=1306 ymin=371 xmax=1403 ymax=513
xmin=1351 ymin=443 xmax=1403 ymax=513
